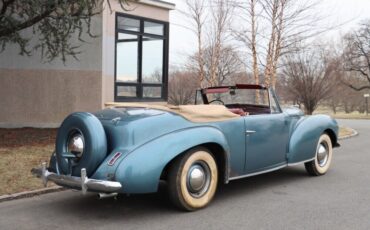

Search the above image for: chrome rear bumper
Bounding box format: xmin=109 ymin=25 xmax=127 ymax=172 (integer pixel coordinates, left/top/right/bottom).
xmin=31 ymin=163 xmax=122 ymax=194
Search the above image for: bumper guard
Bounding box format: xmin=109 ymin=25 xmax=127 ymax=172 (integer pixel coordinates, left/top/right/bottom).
xmin=31 ymin=162 xmax=122 ymax=195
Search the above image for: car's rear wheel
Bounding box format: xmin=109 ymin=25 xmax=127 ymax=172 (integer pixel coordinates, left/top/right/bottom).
xmin=305 ymin=134 xmax=333 ymax=176
xmin=168 ymin=147 xmax=218 ymax=211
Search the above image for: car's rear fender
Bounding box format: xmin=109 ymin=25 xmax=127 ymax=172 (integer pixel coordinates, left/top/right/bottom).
xmin=288 ymin=115 xmax=339 ymax=164
xmin=113 ymin=126 xmax=230 ymax=194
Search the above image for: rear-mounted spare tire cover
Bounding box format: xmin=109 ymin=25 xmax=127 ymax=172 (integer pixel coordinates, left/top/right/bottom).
xmin=56 ymin=112 xmax=107 ymax=177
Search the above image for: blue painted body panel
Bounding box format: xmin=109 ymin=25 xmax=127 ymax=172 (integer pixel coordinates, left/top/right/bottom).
xmin=287 ymin=114 xmax=339 ymax=163
xmin=90 ymin=109 xmax=246 ymax=193
xmin=244 ymin=113 xmax=289 ymax=173
xmin=51 ymin=106 xmax=339 ymax=194
xmin=113 ymin=127 xmax=231 ymax=193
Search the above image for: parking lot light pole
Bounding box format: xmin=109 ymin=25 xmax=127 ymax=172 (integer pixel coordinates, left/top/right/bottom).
xmin=365 ymin=94 xmax=370 ymax=116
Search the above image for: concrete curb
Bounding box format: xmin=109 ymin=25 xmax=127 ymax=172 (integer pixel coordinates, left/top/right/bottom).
xmin=0 ymin=186 xmax=65 ymax=203
xmin=338 ymin=127 xmax=359 ymax=140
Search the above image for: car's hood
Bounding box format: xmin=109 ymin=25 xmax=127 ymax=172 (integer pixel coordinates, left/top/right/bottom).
xmin=283 ymin=106 xmax=304 ymax=117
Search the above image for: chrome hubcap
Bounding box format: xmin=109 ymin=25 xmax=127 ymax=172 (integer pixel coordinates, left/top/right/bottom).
xmin=186 ymin=161 xmax=211 ymax=198
xmin=67 ymin=132 xmax=84 ymax=158
xmin=317 ymin=142 xmax=329 ymax=167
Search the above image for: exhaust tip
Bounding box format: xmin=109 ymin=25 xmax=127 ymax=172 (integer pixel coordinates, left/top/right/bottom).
xmin=98 ymin=193 xmax=118 ymax=199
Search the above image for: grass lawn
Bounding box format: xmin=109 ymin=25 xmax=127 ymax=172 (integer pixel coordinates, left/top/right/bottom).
xmin=0 ymin=145 xmax=55 ymax=195
xmin=331 ymin=113 xmax=370 ymax=120
xmin=339 ymin=127 xmax=356 ymax=138
xmin=314 ymin=107 xmax=370 ymax=120
xmin=0 ymin=128 xmax=57 ymax=196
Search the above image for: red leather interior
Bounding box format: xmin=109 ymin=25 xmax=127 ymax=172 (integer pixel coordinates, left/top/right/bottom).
xmin=228 ymin=108 xmax=247 ymax=116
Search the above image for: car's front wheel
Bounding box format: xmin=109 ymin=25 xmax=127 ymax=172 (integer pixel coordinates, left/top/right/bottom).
xmin=168 ymin=147 xmax=218 ymax=211
xmin=305 ymin=133 xmax=333 ymax=176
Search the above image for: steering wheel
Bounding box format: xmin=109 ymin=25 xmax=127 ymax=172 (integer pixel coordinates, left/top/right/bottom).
xmin=209 ymin=99 xmax=225 ymax=105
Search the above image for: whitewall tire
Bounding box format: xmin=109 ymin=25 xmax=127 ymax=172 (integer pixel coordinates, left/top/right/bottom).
xmin=168 ymin=147 xmax=218 ymax=211
xmin=305 ymin=134 xmax=333 ymax=176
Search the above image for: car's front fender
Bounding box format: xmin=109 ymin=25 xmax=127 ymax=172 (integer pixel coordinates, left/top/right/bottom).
xmin=114 ymin=126 xmax=230 ymax=194
xmin=288 ymin=115 xmax=339 ymax=164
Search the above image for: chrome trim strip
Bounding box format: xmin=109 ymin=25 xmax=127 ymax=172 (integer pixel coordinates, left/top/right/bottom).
xmin=229 ymin=164 xmax=287 ymax=181
xmin=245 ymin=130 xmax=256 ymax=134
xmin=287 ymin=157 xmax=315 ymax=166
xmin=31 ymin=163 xmax=122 ymax=194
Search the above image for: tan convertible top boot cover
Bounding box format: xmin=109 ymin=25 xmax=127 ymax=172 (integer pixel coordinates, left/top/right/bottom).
xmin=105 ymin=102 xmax=240 ymax=123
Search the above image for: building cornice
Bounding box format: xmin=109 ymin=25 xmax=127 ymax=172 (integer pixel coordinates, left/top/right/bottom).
xmin=138 ymin=0 xmax=175 ymax=10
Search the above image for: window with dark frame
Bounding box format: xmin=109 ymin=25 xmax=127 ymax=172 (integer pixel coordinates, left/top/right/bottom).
xmin=115 ymin=13 xmax=169 ymax=102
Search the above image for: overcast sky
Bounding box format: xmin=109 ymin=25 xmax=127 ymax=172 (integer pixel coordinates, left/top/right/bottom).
xmin=167 ymin=0 xmax=370 ymax=68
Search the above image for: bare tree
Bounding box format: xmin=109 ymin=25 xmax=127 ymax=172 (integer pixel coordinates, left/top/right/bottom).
xmin=341 ymin=20 xmax=370 ymax=91
xmin=168 ymin=70 xmax=199 ymax=105
xmin=233 ymin=0 xmax=260 ymax=101
xmin=327 ymin=84 xmax=342 ymax=114
xmin=282 ymin=47 xmax=337 ymax=115
xmin=264 ymin=0 xmax=324 ymax=89
xmin=250 ymin=0 xmax=259 ymax=89
xmin=207 ymin=0 xmax=235 ymax=87
xmin=334 ymin=73 xmax=369 ymax=113
xmin=188 ymin=45 xmax=244 ymax=86
xmin=216 ymin=46 xmax=245 ymax=85
xmin=0 ymin=0 xmax=131 ymax=62
xmin=184 ymin=0 xmax=207 ymax=87
xmin=235 ymin=0 xmax=322 ymax=89
xmin=184 ymin=0 xmax=235 ymax=87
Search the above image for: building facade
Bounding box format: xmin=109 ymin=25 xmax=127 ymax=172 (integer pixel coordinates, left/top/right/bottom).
xmin=0 ymin=0 xmax=174 ymax=128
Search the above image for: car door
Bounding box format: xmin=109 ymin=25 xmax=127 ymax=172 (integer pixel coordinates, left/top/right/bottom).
xmin=243 ymin=90 xmax=289 ymax=173
xmin=244 ymin=113 xmax=289 ymax=173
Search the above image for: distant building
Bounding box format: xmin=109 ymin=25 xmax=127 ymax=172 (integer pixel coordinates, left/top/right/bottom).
xmin=0 ymin=0 xmax=174 ymax=128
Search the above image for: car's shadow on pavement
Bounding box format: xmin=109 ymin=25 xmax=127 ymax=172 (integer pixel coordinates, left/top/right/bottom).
xmin=52 ymin=166 xmax=308 ymax=218
xmin=216 ymin=166 xmax=308 ymax=198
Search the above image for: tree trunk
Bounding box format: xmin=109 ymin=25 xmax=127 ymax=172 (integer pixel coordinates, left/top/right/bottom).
xmin=250 ymin=0 xmax=260 ymax=103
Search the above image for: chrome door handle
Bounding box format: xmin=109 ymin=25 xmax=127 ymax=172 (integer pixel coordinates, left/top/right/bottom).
xmin=246 ymin=130 xmax=256 ymax=134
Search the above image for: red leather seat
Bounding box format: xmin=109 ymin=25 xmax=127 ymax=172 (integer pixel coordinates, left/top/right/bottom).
xmin=228 ymin=108 xmax=247 ymax=116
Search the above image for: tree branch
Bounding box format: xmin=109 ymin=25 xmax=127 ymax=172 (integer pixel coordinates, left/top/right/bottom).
xmin=340 ymin=79 xmax=370 ymax=91
xmin=0 ymin=0 xmax=15 ymax=16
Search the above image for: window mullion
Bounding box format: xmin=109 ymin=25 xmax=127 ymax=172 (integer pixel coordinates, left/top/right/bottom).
xmin=138 ymin=19 xmax=144 ymax=98
xmin=161 ymin=38 xmax=166 ymax=99
xmin=163 ymin=23 xmax=169 ymax=100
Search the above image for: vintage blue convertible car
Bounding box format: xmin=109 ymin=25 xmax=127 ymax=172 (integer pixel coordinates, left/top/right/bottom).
xmin=32 ymin=84 xmax=339 ymax=211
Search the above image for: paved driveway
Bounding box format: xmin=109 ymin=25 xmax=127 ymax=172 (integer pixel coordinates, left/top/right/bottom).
xmin=0 ymin=119 xmax=369 ymax=230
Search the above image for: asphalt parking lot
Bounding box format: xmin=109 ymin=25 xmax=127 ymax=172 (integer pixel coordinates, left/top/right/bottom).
xmin=0 ymin=119 xmax=369 ymax=230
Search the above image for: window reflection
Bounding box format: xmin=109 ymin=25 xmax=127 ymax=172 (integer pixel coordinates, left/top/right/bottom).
xmin=144 ymin=21 xmax=164 ymax=35
xmin=142 ymin=37 xmax=163 ymax=83
xmin=143 ymin=87 xmax=162 ymax=98
xmin=117 ymin=17 xmax=140 ymax=32
xmin=116 ymin=34 xmax=138 ymax=83
xmin=115 ymin=14 xmax=168 ymax=101
xmin=117 ymin=86 xmax=137 ymax=97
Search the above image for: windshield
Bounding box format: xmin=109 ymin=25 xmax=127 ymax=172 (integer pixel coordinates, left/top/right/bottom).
xmin=196 ymin=88 xmax=269 ymax=107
